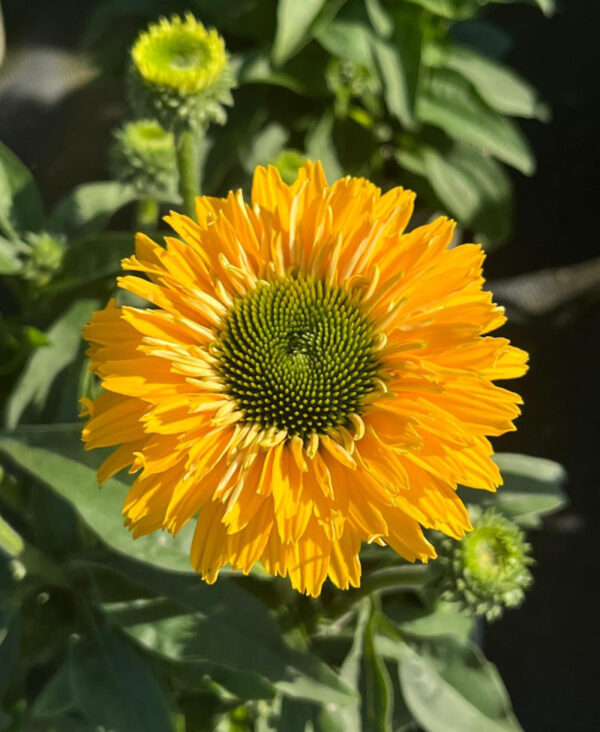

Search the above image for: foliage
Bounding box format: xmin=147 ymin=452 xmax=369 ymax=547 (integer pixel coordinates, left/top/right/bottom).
xmin=0 ymin=1 xmax=564 ymax=730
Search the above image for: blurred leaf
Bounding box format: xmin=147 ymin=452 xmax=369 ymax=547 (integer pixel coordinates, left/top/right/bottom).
xmin=397 ymin=636 xmax=522 ymax=732
xmin=365 ymin=0 xmax=394 ymax=37
xmin=363 ymin=602 xmax=393 ymax=732
xmin=242 ymin=123 xmax=289 ymax=174
xmin=0 ymin=235 xmax=22 ymax=274
xmin=405 ymin=0 xmax=487 ymax=19
xmin=0 ymin=514 xmax=24 ymax=557
xmin=273 ymin=0 xmax=329 ymax=66
xmin=69 ymin=620 xmax=173 ymax=732
xmin=5 ymin=299 xmax=99 ymax=430
xmin=0 ymin=141 xmax=45 ymax=237
xmin=370 ymin=7 xmax=423 ymax=128
xmin=31 ymin=663 xmax=74 ymax=718
xmin=418 ymin=68 xmax=535 ymax=175
xmin=236 ymin=52 xmax=305 ymax=93
xmin=419 ymin=142 xmax=512 ymax=247
xmin=0 ymin=610 xmax=19 ymax=697
xmin=91 ymin=553 xmax=357 ymax=707
xmin=450 ymin=21 xmax=514 ymax=60
xmin=306 ymin=113 xmax=344 ymax=182
xmin=530 ymin=0 xmax=555 ymax=16
xmin=31 ymin=481 xmax=81 ymax=559
xmin=438 ymin=45 xmax=549 ymax=120
xmin=314 ymin=4 xmax=377 ymax=72
xmin=51 ymin=232 xmax=134 ymax=293
xmin=462 ymin=453 xmax=568 ymax=527
xmin=49 ymin=182 xmax=137 ymax=239
xmin=0 ymin=426 xmax=196 ymax=572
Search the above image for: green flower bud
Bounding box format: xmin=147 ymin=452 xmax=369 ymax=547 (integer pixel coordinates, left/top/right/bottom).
xmin=110 ymin=118 xmax=177 ymax=196
xmin=271 ymin=149 xmax=308 ymax=185
xmin=128 ymin=14 xmax=235 ymax=133
xmin=434 ymin=508 xmax=533 ymax=622
xmin=21 ymin=231 xmax=65 ymax=288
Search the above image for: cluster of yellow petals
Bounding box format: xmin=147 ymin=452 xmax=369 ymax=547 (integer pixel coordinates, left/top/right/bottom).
xmin=82 ymin=161 xmax=527 ymax=596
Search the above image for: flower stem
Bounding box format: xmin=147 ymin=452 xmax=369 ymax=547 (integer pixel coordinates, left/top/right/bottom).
xmin=135 ymin=199 xmax=159 ymax=231
xmin=176 ymin=129 xmax=200 ymax=217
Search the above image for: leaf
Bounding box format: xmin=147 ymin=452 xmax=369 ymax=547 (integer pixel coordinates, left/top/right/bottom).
xmin=418 ymin=68 xmax=535 ymax=175
xmin=306 ymin=114 xmax=344 ymax=182
xmin=363 ymin=601 xmax=393 ymax=732
xmin=313 ymin=5 xmax=377 ymax=72
xmin=0 ymin=610 xmax=19 ymax=698
xmin=382 ymin=595 xmax=474 ymax=640
xmin=397 ymin=636 xmax=522 ymax=732
xmin=0 ymin=514 xmax=24 ymax=558
xmin=0 ymin=426 xmax=196 ymax=572
xmin=420 ymin=142 xmax=513 ymax=247
xmin=405 ymin=0 xmax=487 ymax=19
xmin=91 ymin=552 xmax=357 ymax=707
xmin=438 ymin=44 xmax=549 ymax=120
xmin=0 ymin=141 xmax=45 ymax=236
xmin=5 ymin=299 xmax=99 ymax=429
xmin=272 ymin=0 xmax=328 ymax=66
xmin=0 ymin=235 xmax=22 ymax=275
xmin=31 ymin=663 xmax=74 ymax=718
xmin=530 ymin=0 xmax=555 ymax=16
xmin=462 ymin=453 xmax=567 ymax=527
xmin=242 ymin=123 xmax=289 ymax=174
xmin=68 ymin=620 xmax=174 ymax=732
xmin=369 ymin=8 xmax=423 ymax=128
xmin=51 ymin=232 xmax=134 ymax=293
xmin=49 ymin=182 xmax=137 ymax=238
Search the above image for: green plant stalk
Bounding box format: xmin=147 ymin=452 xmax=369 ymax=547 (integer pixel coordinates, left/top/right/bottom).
xmin=176 ymin=129 xmax=200 ymax=217
xmin=135 ymin=198 xmax=160 ymax=230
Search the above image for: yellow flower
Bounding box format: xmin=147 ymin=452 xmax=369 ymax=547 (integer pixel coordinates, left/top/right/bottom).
xmin=82 ymin=162 xmax=528 ymax=596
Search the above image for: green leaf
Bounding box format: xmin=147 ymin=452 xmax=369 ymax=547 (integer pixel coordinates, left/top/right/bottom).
xmin=438 ymin=45 xmax=549 ymax=120
xmin=530 ymin=0 xmax=555 ymax=16
xmin=0 ymin=610 xmax=19 ymax=697
xmin=420 ymin=142 xmax=512 ymax=247
xmin=382 ymin=596 xmax=474 ymax=640
xmin=0 ymin=426 xmax=196 ymax=572
xmin=306 ymin=114 xmax=344 ymax=182
xmin=273 ymin=0 xmax=328 ymax=66
xmin=51 ymin=232 xmax=134 ymax=293
xmin=418 ymin=68 xmax=535 ymax=174
xmin=405 ymin=0 xmax=487 ymax=19
xmin=314 ymin=5 xmax=377 ymax=72
xmin=369 ymin=8 xmax=423 ymax=128
xmin=398 ymin=636 xmax=522 ymax=732
xmin=32 ymin=663 xmax=74 ymax=718
xmin=363 ymin=601 xmax=393 ymax=732
xmin=462 ymin=453 xmax=567 ymax=527
xmin=0 ymin=141 xmax=45 ymax=237
xmin=91 ymin=553 xmax=357 ymax=707
xmin=242 ymin=123 xmax=289 ymax=174
xmin=0 ymin=514 xmax=24 ymax=557
xmin=5 ymin=299 xmax=99 ymax=429
xmin=49 ymin=182 xmax=137 ymax=238
xmin=0 ymin=235 xmax=22 ymax=275
xmin=68 ymin=620 xmax=173 ymax=732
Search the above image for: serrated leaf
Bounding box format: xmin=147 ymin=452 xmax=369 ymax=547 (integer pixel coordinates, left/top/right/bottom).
xmin=0 ymin=427 xmax=195 ymax=572
xmin=418 ymin=68 xmax=535 ymax=174
xmin=69 ymin=621 xmax=173 ymax=732
xmin=5 ymin=299 xmax=99 ymax=429
xmin=273 ymin=0 xmax=328 ymax=66
xmin=49 ymin=182 xmax=137 ymax=238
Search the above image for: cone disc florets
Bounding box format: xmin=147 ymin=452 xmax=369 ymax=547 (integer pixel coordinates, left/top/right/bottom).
xmin=214 ymin=274 xmax=381 ymax=440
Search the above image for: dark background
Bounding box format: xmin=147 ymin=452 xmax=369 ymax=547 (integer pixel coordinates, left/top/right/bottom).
xmin=1 ymin=1 xmax=598 ymax=729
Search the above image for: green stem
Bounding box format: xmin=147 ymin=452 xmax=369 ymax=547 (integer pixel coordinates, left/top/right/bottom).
xmin=176 ymin=129 xmax=200 ymax=216
xmin=135 ymin=199 xmax=160 ymax=231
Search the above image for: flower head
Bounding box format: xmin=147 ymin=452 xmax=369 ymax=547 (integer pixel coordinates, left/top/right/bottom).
xmin=435 ymin=508 xmax=533 ymax=620
xmin=82 ymin=162 xmax=528 ymax=596
xmin=128 ymin=14 xmax=234 ymax=132
xmin=110 ymin=119 xmax=177 ymax=195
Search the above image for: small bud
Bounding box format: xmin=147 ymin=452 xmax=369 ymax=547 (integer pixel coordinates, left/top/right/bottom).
xmin=20 ymin=231 xmax=65 ymax=288
xmin=433 ymin=508 xmax=534 ymax=622
xmin=110 ymin=118 xmax=177 ymax=196
xmin=128 ymin=14 xmax=235 ymax=133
